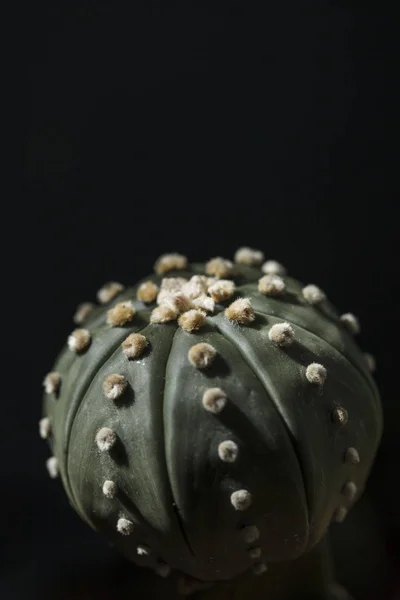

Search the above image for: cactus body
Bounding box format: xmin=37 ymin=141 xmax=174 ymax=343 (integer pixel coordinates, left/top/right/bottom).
xmin=41 ymin=251 xmax=382 ymax=586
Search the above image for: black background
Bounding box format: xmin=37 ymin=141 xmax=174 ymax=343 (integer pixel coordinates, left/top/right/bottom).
xmin=11 ymin=2 xmax=399 ymax=599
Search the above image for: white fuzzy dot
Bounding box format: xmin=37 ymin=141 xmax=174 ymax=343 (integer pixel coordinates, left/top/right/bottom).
xmin=205 ymin=257 xmax=234 ymax=279
xmin=345 ymin=447 xmax=360 ymax=465
xmin=261 ymin=260 xmax=286 ymax=276
xmin=154 ymin=253 xmax=188 ymax=275
xmin=96 ymin=427 xmax=117 ymax=452
xmin=332 ymin=406 xmax=348 ymax=426
xmin=136 ymin=280 xmax=159 ymax=304
xmin=178 ymin=309 xmax=207 ymax=332
xmin=39 ymin=417 xmax=51 ymax=439
xmin=268 ymin=322 xmax=294 ymax=347
xmin=102 ymin=374 xmax=128 ymax=401
xmin=97 ymin=281 xmax=124 ymax=304
xmin=364 ymin=352 xmax=376 ymax=373
xmin=342 ymin=481 xmax=357 ymax=502
xmin=106 ymin=301 xmax=135 ymax=327
xmin=150 ymin=305 xmax=179 ymax=324
xmin=247 ymin=547 xmax=262 ymax=560
xmin=73 ymin=302 xmax=95 ymax=325
xmin=181 ymin=275 xmax=208 ymax=299
xmin=43 ymin=371 xmax=61 ymax=394
xmin=67 ymin=328 xmax=91 ymax=353
xmin=230 ymin=489 xmax=252 ymax=511
xmin=240 ymin=525 xmax=260 ymax=544
xmin=305 ymin=363 xmax=327 ymax=386
xmin=334 ymin=506 xmax=348 ymax=523
xmin=102 ymin=480 xmax=117 ymax=499
xmin=155 ymin=561 xmax=171 ymax=578
xmin=157 ymin=277 xmax=187 ymax=302
xmin=137 ymin=544 xmax=151 ymax=557
xmin=117 ymin=517 xmax=134 ymax=535
xmin=218 ymin=440 xmax=239 ymax=462
xmin=258 ymin=274 xmax=286 ymax=296
xmin=46 ymin=456 xmax=58 ymax=479
xmin=340 ymin=313 xmax=360 ymax=335
xmin=234 ymin=247 xmax=264 ymax=266
xmin=302 ymin=284 xmax=326 ymax=305
xmin=225 ymin=297 xmax=255 ymax=325
xmin=202 ymin=388 xmax=227 ymax=413
xmin=188 ymin=343 xmax=217 ymax=369
xmin=161 ymin=292 xmax=194 ymax=314
xmin=208 ymin=279 xmax=236 ymax=303
xmin=122 ymin=333 xmax=149 ymax=360
xmin=192 ymin=294 xmax=215 ymax=313
xmin=252 ymin=562 xmax=268 ymax=575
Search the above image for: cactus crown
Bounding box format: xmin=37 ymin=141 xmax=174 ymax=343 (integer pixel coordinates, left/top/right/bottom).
xmin=40 ymin=248 xmax=382 ymax=588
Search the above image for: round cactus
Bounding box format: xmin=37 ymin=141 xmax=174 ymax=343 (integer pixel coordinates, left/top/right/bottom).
xmin=40 ymin=248 xmax=382 ymax=591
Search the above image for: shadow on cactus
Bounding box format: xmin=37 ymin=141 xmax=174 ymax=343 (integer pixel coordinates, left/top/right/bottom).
xmin=40 ymin=248 xmax=382 ymax=599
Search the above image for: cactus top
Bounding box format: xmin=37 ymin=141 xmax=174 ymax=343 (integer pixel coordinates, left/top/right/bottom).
xmin=41 ymin=249 xmax=382 ymax=583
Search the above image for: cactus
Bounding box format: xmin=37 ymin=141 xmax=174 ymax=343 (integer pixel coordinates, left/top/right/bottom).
xmin=40 ymin=248 xmax=383 ymax=598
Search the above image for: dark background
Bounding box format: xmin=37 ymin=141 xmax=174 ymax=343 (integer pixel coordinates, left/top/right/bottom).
xmin=11 ymin=2 xmax=399 ymax=599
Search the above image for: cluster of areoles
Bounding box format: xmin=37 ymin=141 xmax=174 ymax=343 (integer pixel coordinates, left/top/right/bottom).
xmin=94 ymin=371 xmax=171 ymax=576
xmin=334 ymin=448 xmax=361 ymax=525
xmin=40 ymin=247 xmax=375 ymax=580
xmin=190 ymin=338 xmax=267 ymax=574
xmin=149 ymin=273 xmax=218 ymax=326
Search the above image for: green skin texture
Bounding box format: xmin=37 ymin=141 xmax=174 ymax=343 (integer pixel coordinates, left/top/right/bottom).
xmin=43 ymin=262 xmax=382 ymax=590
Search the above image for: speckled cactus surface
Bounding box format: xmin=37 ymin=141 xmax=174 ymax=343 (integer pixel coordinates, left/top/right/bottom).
xmin=40 ymin=248 xmax=382 ymax=592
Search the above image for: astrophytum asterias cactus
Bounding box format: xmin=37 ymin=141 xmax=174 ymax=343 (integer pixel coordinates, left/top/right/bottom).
xmin=40 ymin=248 xmax=383 ymax=586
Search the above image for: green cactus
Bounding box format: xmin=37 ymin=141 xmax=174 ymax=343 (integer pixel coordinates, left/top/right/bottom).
xmin=40 ymin=248 xmax=382 ymax=598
